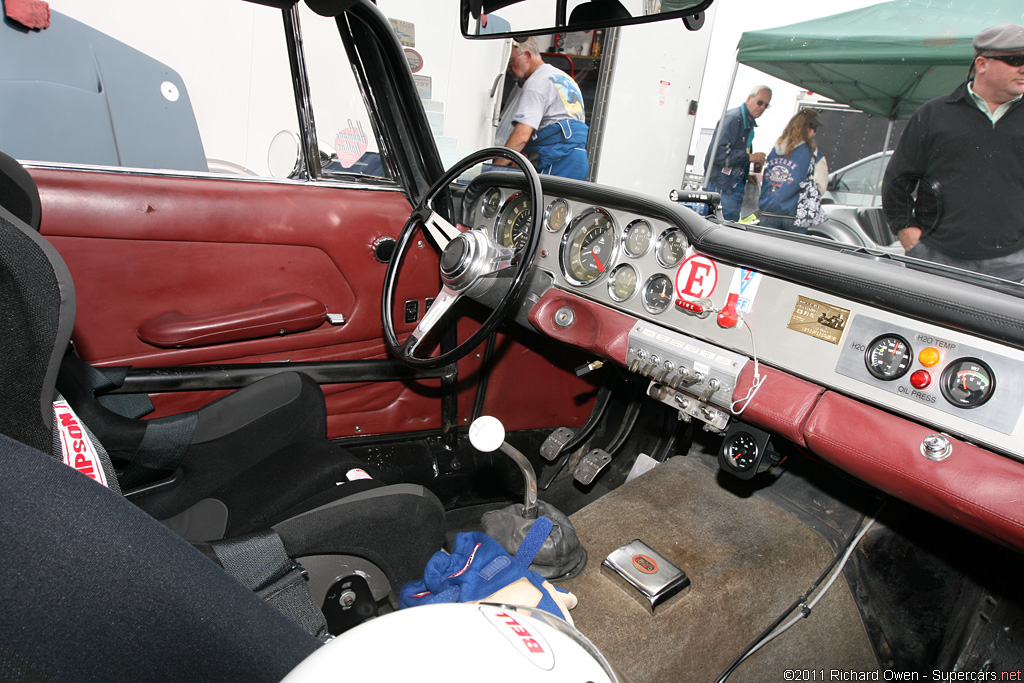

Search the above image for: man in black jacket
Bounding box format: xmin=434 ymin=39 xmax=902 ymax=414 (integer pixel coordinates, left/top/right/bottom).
xmin=883 ymin=24 xmax=1024 ymax=281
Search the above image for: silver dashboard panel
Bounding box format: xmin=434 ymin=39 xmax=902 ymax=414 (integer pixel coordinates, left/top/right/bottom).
xmin=835 ymin=315 xmax=1024 ymax=435
xmin=467 ymin=187 xmax=1024 ymax=461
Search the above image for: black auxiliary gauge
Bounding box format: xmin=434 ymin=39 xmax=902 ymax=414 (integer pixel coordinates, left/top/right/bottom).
xmin=940 ymin=358 xmax=995 ymax=408
xmin=718 ymin=423 xmax=778 ymax=480
xmin=864 ymin=334 xmax=913 ymax=381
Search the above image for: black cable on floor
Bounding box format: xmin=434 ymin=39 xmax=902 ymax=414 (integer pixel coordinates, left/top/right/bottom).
xmin=713 ymin=503 xmax=880 ymax=683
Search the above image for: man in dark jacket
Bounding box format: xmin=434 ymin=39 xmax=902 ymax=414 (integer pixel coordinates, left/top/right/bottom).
xmin=883 ymin=24 xmax=1024 ymax=281
xmin=704 ymin=86 xmax=772 ymax=221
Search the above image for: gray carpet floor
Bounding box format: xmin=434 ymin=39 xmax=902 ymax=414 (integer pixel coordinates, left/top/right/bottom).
xmin=563 ymin=454 xmax=878 ymax=682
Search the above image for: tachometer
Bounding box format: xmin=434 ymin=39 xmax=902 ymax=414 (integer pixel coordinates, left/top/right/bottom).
xmin=560 ymin=208 xmax=617 ymax=285
xmin=495 ymin=193 xmax=532 ymax=250
xmin=940 ymin=358 xmax=995 ymax=408
xmin=864 ymin=334 xmax=913 ymax=381
xmin=642 ymin=274 xmax=673 ymax=314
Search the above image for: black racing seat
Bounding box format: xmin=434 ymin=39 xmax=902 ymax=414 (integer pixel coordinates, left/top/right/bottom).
xmin=0 ymin=173 xmax=445 ymax=630
xmin=0 ymin=149 xmax=422 ymax=539
xmin=0 ymin=430 xmax=323 ymax=681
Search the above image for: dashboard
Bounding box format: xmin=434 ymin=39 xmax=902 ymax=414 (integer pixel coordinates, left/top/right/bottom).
xmin=460 ymin=173 xmax=1024 ymax=465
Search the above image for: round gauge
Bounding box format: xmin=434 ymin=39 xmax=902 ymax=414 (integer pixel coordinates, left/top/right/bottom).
xmin=623 ymin=219 xmax=653 ymax=257
xmin=723 ymin=432 xmax=759 ymax=472
xmin=495 ymin=193 xmax=532 ymax=250
xmin=560 ymin=208 xmax=617 ymax=286
xmin=544 ymin=198 xmax=570 ymax=233
xmin=656 ymin=227 xmax=688 ymax=267
xmin=481 ymin=187 xmax=501 ymax=219
xmin=940 ymin=358 xmax=995 ymax=408
xmin=608 ymin=264 xmax=638 ymax=302
xmin=864 ymin=334 xmax=913 ymax=381
xmin=641 ymin=274 xmax=673 ymax=314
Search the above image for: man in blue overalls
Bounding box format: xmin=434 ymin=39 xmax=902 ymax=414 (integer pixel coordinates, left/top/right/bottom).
xmin=704 ymin=86 xmax=772 ymax=221
xmin=501 ymin=37 xmax=590 ymax=180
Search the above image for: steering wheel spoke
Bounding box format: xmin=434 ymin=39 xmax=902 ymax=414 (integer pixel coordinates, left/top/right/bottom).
xmin=401 ymin=285 xmax=461 ymax=359
xmin=382 ymin=147 xmax=543 ymax=369
xmin=421 ymin=209 xmax=463 ymax=251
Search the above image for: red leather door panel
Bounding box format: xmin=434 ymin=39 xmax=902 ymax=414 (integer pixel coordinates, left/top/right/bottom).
xmin=33 ymin=169 xmax=442 ymax=437
xmin=32 ymin=168 xmax=597 ymax=439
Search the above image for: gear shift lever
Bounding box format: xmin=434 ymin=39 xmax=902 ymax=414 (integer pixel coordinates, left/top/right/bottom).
xmin=469 ymin=416 xmax=586 ymax=580
xmin=469 ymin=416 xmax=538 ymax=519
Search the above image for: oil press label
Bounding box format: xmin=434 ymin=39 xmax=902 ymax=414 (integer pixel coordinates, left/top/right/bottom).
xmin=787 ymin=295 xmax=849 ymax=345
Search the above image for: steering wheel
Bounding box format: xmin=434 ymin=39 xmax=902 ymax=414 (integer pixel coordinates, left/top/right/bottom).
xmin=382 ymin=148 xmax=543 ymax=369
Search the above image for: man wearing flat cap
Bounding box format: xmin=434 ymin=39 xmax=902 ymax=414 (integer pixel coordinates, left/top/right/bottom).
xmin=883 ymin=24 xmax=1024 ymax=281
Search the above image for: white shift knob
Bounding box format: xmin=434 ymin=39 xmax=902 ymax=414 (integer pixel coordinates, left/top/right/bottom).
xmin=469 ymin=415 xmax=505 ymax=453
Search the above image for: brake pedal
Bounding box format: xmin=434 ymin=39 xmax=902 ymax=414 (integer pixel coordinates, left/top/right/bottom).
xmin=574 ymin=448 xmax=612 ymax=485
xmin=540 ymin=426 xmax=575 ymax=461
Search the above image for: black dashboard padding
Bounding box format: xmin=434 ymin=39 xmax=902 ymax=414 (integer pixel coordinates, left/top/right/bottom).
xmin=520 ymin=174 xmax=1024 ymax=350
xmin=692 ymin=223 xmax=1024 ymax=349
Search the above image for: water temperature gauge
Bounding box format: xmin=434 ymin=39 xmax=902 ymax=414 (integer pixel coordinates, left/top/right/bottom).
xmin=864 ymin=334 xmax=913 ymax=381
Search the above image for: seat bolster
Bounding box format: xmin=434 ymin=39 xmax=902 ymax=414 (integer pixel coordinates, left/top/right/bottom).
xmin=273 ymin=484 xmax=446 ymax=592
xmin=193 ymin=371 xmax=326 ymax=443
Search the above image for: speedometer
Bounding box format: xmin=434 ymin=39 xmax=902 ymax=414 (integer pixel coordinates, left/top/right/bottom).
xmin=560 ymin=208 xmax=617 ymax=286
xmin=495 ymin=193 xmax=532 ymax=250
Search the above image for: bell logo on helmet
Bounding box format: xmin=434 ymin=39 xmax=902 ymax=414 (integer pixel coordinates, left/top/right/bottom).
xmin=633 ymin=554 xmax=659 ymax=574
xmin=53 ymin=400 xmax=109 ymax=488
xmin=482 ymin=608 xmax=555 ymax=670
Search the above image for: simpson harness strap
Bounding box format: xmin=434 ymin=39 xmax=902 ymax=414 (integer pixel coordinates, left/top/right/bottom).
xmin=209 ymin=530 xmax=331 ymax=641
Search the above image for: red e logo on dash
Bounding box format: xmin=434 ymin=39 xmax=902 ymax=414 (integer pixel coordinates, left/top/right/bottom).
xmin=676 ymin=255 xmax=718 ymax=301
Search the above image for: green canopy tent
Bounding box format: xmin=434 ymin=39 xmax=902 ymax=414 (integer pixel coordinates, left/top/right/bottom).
xmin=703 ymin=0 xmax=1023 ymax=193
xmin=735 ymin=0 xmax=1024 ymax=120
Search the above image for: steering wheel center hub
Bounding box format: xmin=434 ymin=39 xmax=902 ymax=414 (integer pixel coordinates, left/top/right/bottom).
xmin=440 ymin=234 xmax=471 ymax=276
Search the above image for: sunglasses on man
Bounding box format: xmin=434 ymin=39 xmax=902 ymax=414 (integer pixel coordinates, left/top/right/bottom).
xmin=985 ymin=53 xmax=1024 ymax=67
xmin=755 ymin=99 xmax=770 ymax=109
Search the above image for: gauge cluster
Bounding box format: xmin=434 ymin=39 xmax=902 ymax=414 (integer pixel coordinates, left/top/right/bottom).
xmin=465 ymin=186 xmax=694 ymax=322
xmin=836 ymin=315 xmax=1024 ymax=434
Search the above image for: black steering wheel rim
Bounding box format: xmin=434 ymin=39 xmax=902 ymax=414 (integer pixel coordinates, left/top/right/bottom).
xmin=381 ymin=147 xmax=543 ymax=369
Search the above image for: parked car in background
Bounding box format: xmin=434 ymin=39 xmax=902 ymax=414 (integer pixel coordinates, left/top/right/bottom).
xmin=822 ymin=150 xmax=892 ymax=207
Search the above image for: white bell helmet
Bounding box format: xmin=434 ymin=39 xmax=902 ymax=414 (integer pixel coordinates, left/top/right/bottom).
xmin=281 ymin=602 xmax=625 ymax=682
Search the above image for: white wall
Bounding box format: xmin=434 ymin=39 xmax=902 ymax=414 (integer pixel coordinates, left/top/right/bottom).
xmin=593 ymin=3 xmax=717 ymax=198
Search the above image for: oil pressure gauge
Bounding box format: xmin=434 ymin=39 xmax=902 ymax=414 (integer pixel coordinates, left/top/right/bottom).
xmin=864 ymin=334 xmax=913 ymax=381
xmin=940 ymin=358 xmax=995 ymax=408
xmin=718 ymin=423 xmax=776 ymax=481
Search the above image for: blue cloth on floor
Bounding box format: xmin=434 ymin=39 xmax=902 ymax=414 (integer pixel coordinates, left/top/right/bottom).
xmin=399 ymin=516 xmax=569 ymax=619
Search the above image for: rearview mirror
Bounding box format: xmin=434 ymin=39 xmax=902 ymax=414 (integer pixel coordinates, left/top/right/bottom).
xmin=461 ymin=0 xmax=715 ymax=38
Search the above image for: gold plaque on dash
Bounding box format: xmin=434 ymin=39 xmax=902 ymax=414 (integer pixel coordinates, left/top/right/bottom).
xmin=787 ymin=296 xmax=850 ymax=345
